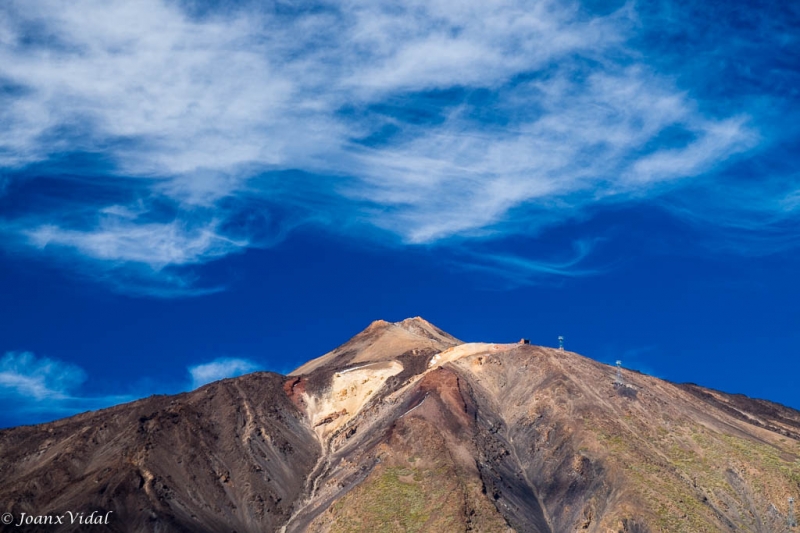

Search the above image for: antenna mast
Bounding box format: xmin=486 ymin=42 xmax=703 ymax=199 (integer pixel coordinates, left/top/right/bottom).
xmin=558 ymin=336 xmax=564 ymax=351
xmin=615 ymin=360 xmax=624 ymax=387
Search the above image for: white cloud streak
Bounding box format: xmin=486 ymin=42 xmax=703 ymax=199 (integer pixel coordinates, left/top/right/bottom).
xmin=0 ymin=352 xmax=135 ymax=426
xmin=0 ymin=351 xmax=263 ymax=425
xmin=0 ymin=0 xmax=772 ymax=290
xmin=26 ymin=218 xmax=246 ymax=269
xmin=188 ymin=357 xmax=260 ymax=389
xmin=454 ymin=239 xmax=604 ymax=285
xmin=0 ymin=351 xmax=85 ymax=400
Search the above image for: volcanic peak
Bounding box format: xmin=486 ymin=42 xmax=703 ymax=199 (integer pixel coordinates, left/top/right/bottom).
xmin=4 ymin=318 xmax=800 ymax=533
xmin=289 ymin=317 xmax=461 ymax=376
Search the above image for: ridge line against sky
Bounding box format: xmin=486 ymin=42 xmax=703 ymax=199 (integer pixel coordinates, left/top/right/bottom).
xmin=0 ymin=0 xmax=797 ymax=295
xmin=0 ymin=350 xmax=262 ymax=426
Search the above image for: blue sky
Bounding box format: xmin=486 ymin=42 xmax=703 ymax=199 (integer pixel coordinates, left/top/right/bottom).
xmin=1 ymin=0 xmax=799 ymax=427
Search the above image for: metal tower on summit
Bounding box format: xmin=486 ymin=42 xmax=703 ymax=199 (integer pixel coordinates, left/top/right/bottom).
xmin=558 ymin=336 xmax=564 ymax=351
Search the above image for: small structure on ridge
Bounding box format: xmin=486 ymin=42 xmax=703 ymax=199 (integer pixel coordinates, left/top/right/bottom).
xmin=615 ymin=360 xmax=624 ymax=387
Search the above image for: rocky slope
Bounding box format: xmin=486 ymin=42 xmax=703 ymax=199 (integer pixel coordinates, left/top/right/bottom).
xmin=1 ymin=317 xmax=799 ymax=532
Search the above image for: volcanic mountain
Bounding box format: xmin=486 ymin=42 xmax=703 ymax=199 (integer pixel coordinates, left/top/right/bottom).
xmin=1 ymin=317 xmax=799 ymax=532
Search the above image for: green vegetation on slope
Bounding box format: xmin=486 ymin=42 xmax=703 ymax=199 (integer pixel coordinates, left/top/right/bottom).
xmin=589 ymin=414 xmax=800 ymax=532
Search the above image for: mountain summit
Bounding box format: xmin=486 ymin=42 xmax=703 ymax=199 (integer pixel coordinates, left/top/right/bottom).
xmin=289 ymin=317 xmax=460 ymax=375
xmin=1 ymin=318 xmax=799 ymax=532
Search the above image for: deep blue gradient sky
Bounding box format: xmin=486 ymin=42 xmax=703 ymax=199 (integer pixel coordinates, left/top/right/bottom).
xmin=1 ymin=0 xmax=799 ymax=427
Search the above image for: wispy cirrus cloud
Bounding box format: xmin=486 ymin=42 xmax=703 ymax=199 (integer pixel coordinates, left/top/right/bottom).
xmin=0 ymin=351 xmax=86 ymax=400
xmin=0 ymin=352 xmax=133 ymax=426
xmin=0 ymin=0 xmax=795 ymax=293
xmin=26 ymin=218 xmax=245 ymax=268
xmin=0 ymin=351 xmax=263 ymax=427
xmin=450 ymin=239 xmax=604 ymax=287
xmin=188 ymin=357 xmax=261 ymax=389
